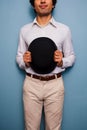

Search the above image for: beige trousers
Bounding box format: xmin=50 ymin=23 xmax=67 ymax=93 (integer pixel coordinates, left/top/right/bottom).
xmin=23 ymin=75 xmax=64 ymax=130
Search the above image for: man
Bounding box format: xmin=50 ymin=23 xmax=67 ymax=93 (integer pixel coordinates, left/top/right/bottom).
xmin=16 ymin=0 xmax=75 ymax=130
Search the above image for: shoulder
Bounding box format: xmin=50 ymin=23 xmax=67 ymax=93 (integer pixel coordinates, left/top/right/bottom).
xmin=20 ymin=22 xmax=33 ymax=35
xmin=52 ymin=17 xmax=70 ymax=30
xmin=56 ymin=21 xmax=70 ymax=31
xmin=55 ymin=20 xmax=71 ymax=37
xmin=52 ymin=18 xmax=72 ymax=39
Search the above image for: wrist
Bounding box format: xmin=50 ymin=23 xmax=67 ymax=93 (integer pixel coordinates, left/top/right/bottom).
xmin=57 ymin=60 xmax=63 ymax=67
xmin=25 ymin=62 xmax=30 ymax=68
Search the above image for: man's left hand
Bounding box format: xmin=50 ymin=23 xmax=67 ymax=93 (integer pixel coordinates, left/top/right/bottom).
xmin=54 ymin=50 xmax=63 ymax=67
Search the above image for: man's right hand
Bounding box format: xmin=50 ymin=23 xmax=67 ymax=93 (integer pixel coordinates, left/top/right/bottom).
xmin=23 ymin=51 xmax=32 ymax=66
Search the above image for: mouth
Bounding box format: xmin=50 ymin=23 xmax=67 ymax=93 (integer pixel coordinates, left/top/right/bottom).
xmin=39 ymin=4 xmax=48 ymax=9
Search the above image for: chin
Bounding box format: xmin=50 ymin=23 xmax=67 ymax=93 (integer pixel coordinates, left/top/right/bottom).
xmin=38 ymin=12 xmax=51 ymax=16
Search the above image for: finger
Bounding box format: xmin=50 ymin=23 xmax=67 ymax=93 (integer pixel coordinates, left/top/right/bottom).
xmin=54 ymin=50 xmax=58 ymax=55
xmin=25 ymin=51 xmax=31 ymax=55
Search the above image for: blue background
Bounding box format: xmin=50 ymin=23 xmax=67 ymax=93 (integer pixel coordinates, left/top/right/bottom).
xmin=0 ymin=0 xmax=87 ymax=130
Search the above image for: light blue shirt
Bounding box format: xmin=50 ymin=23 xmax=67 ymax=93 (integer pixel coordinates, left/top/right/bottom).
xmin=16 ymin=17 xmax=75 ymax=76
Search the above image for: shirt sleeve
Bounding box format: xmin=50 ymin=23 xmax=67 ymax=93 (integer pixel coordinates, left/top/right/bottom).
xmin=16 ymin=29 xmax=28 ymax=69
xmin=62 ymin=28 xmax=75 ymax=68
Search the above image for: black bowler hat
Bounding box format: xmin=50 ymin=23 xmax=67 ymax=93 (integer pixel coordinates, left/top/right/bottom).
xmin=28 ymin=37 xmax=57 ymax=74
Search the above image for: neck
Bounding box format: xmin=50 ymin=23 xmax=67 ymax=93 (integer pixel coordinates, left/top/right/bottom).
xmin=36 ymin=14 xmax=52 ymax=26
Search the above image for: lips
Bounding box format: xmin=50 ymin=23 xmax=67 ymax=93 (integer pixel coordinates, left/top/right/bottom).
xmin=39 ymin=4 xmax=48 ymax=9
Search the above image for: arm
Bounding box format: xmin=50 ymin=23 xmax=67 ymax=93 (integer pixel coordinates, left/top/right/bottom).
xmin=54 ymin=28 xmax=75 ymax=68
xmin=16 ymin=29 xmax=31 ymax=69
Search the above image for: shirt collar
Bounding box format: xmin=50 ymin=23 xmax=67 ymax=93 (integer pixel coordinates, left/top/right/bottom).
xmin=32 ymin=17 xmax=57 ymax=28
